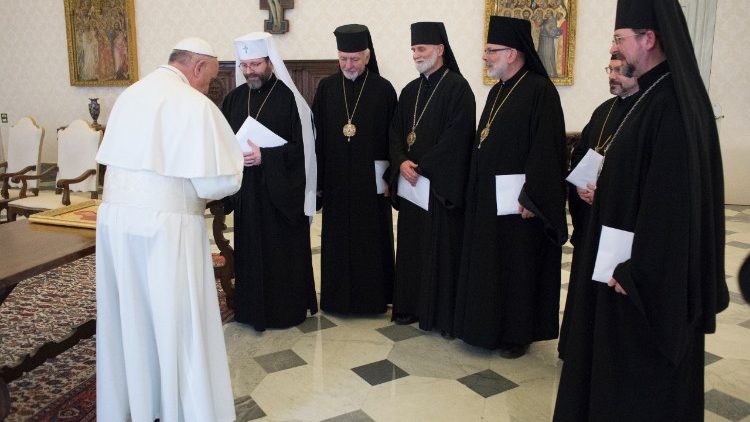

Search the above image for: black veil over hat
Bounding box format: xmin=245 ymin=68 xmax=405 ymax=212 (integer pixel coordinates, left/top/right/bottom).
xmin=487 ymin=15 xmax=547 ymax=78
xmin=410 ymin=22 xmax=461 ymax=75
xmin=334 ymin=24 xmax=379 ymax=74
xmin=617 ymin=0 xmax=728 ymax=330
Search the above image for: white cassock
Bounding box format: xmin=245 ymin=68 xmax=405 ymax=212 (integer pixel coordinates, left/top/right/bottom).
xmin=95 ymin=65 xmax=243 ymax=422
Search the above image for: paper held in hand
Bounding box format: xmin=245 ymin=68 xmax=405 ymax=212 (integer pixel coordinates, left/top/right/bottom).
xmin=235 ymin=116 xmax=287 ymax=153
xmin=397 ymin=174 xmax=430 ymax=211
xmin=566 ymin=148 xmax=604 ymax=190
xmin=495 ymin=174 xmax=525 ymax=215
xmin=374 ymin=160 xmax=388 ymax=194
xmin=592 ymin=225 xmax=634 ymax=283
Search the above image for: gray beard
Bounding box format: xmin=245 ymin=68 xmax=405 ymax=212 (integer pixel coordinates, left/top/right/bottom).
xmin=246 ymin=73 xmax=271 ymax=89
xmin=415 ymin=54 xmax=437 ymax=75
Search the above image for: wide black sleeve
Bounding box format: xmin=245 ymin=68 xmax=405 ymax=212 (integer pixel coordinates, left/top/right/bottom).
xmin=518 ymin=80 xmax=568 ymax=245
xmin=418 ymin=78 xmax=476 ymax=209
xmin=611 ymin=99 xmax=694 ymax=366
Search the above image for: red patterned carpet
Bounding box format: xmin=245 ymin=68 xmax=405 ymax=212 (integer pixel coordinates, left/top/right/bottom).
xmin=2 ymin=255 xmax=233 ymax=421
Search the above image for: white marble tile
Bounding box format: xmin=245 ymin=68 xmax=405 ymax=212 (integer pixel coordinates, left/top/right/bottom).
xmin=482 ymin=378 xmax=559 ymax=422
xmin=361 ymin=376 xmax=485 ymax=422
xmin=388 ymin=333 xmax=493 ymax=380
xmin=322 ymin=312 xmax=395 ymax=331
xmin=293 ymin=326 xmax=394 ymax=369
xmin=706 ymin=323 xmax=750 ymax=360
xmin=705 ymin=358 xmax=750 ymax=403
xmin=224 ymin=322 xmax=304 ymax=357
xmin=252 ymin=364 xmax=371 ymax=421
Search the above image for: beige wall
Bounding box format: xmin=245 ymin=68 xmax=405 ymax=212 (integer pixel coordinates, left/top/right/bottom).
xmin=710 ymin=0 xmax=750 ymax=205
xmin=0 ymin=0 xmax=745 ymax=203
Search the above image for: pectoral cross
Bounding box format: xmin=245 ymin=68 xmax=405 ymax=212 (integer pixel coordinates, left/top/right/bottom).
xmin=259 ymin=0 xmax=294 ymax=34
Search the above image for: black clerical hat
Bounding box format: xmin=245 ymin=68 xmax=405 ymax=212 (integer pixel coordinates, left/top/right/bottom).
xmin=615 ymin=0 xmax=658 ymax=30
xmin=334 ymin=24 xmax=380 ymax=74
xmin=486 ymin=15 xmax=547 ymax=78
xmin=410 ymin=22 xmax=461 ymax=75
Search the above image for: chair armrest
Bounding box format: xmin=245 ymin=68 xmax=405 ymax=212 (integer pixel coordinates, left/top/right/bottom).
xmin=2 ymin=165 xmax=42 ymax=199
xmin=57 ymin=169 xmax=96 ymax=205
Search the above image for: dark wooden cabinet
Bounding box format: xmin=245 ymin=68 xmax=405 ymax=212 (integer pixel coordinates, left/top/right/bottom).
xmin=208 ymin=60 xmax=339 ymax=108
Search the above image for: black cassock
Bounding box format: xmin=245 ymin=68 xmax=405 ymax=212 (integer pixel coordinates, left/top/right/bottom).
xmin=222 ymin=75 xmax=317 ymax=331
xmin=558 ymin=92 xmax=639 ymax=359
xmin=453 ymin=69 xmax=567 ymax=349
xmin=313 ymin=70 xmax=397 ymax=314
xmin=389 ymin=66 xmax=476 ymax=332
xmin=553 ymin=62 xmax=728 ymax=421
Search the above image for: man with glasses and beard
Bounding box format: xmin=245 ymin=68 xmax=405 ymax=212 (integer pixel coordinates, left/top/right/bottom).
xmin=558 ymin=55 xmax=639 ymax=360
xmin=453 ymin=16 xmax=567 ymax=359
xmin=389 ymin=22 xmax=475 ymax=336
xmin=221 ymin=32 xmax=317 ymax=331
xmin=554 ymin=0 xmax=727 ymax=419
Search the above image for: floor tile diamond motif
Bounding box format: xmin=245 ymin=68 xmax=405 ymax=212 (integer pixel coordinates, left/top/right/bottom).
xmin=739 ymin=319 xmax=750 ymax=330
xmin=234 ymin=395 xmax=266 ymax=421
xmin=321 ymin=409 xmax=375 ymax=422
xmin=458 ymin=369 xmax=519 ymax=398
xmin=376 ymin=324 xmax=424 ymax=342
xmin=297 ymin=315 xmax=337 ymax=334
xmin=351 ymin=359 xmax=408 ymax=386
xmin=704 ymin=351 xmax=722 ymax=366
xmin=704 ymin=389 xmax=750 ymax=421
xmin=254 ymin=349 xmax=307 ymax=374
xmin=727 ymin=241 xmax=750 ymax=249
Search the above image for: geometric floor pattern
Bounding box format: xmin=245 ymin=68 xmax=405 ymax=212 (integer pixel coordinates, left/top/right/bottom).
xmin=3 ymin=198 xmax=749 ymax=421
xmin=216 ymin=205 xmax=750 ymax=422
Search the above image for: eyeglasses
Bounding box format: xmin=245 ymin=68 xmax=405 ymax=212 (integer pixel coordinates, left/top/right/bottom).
xmin=604 ymin=66 xmax=624 ymax=75
xmin=238 ymin=61 xmax=266 ymax=71
xmin=484 ymin=47 xmax=512 ymax=55
xmin=611 ymin=32 xmax=646 ymax=46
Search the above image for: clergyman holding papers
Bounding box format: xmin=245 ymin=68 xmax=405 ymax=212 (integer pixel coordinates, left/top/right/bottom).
xmin=221 ymin=32 xmax=318 ymax=331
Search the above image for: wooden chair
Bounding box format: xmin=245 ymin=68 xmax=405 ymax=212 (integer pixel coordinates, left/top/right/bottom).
xmin=208 ymin=200 xmax=235 ymax=310
xmin=0 ymin=117 xmax=44 ymax=222
xmin=7 ymin=120 xmax=101 ymax=221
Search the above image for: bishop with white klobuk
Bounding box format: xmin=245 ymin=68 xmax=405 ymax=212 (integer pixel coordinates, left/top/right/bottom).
xmin=220 ymin=32 xmax=318 ymax=331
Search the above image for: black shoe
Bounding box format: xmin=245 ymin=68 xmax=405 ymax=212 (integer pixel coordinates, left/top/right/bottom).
xmin=394 ymin=313 xmax=418 ymax=325
xmin=497 ymin=343 xmax=529 ymax=359
xmin=440 ymin=330 xmax=454 ymax=340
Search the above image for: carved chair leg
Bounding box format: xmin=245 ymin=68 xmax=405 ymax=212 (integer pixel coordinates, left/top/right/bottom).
xmin=219 ymin=276 xmax=235 ymax=310
xmin=7 ymin=208 xmax=17 ymax=222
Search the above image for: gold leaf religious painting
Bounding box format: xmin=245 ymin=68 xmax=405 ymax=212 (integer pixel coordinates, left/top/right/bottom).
xmin=64 ymin=0 xmax=138 ymax=86
xmin=485 ymin=0 xmax=576 ymax=86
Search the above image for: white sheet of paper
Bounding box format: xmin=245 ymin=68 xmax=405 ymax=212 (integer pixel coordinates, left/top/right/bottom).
xmin=374 ymin=160 xmax=388 ymax=194
xmin=235 ymin=116 xmax=287 ymax=153
xmin=495 ymin=174 xmax=526 ymax=215
xmin=592 ymin=225 xmax=635 ymax=283
xmin=566 ymin=148 xmax=604 ymax=189
xmin=397 ymin=174 xmax=430 ymax=211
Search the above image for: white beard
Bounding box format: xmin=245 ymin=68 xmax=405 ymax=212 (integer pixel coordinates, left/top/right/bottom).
xmin=415 ymin=52 xmax=438 ymax=75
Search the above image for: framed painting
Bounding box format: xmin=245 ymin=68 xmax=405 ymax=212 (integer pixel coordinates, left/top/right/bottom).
xmin=28 ymin=200 xmax=100 ymax=229
xmin=484 ymin=0 xmax=576 ymax=86
xmin=63 ymin=0 xmax=138 ymax=86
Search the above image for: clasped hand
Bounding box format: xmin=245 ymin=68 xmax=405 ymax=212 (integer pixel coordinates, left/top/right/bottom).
xmin=243 ymin=140 xmax=261 ymax=167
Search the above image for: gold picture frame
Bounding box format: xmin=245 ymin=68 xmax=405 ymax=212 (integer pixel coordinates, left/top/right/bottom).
xmin=64 ymin=0 xmax=138 ymax=86
xmin=28 ymin=200 xmax=100 ymax=229
xmin=484 ymin=0 xmax=576 ymax=86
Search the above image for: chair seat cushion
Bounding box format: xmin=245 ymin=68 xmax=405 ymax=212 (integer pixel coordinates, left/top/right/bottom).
xmin=10 ymin=193 xmax=90 ymax=210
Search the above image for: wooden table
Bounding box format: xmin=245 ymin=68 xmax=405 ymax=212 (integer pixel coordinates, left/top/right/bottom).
xmin=0 ymin=221 xmax=96 ymax=421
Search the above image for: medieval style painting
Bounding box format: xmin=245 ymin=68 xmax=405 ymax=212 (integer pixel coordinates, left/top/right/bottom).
xmin=485 ymin=0 xmax=576 ymax=86
xmin=64 ymin=0 xmax=138 ymax=86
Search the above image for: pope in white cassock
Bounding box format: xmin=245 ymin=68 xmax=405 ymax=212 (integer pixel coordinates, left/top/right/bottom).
xmin=95 ymin=37 xmax=243 ymax=422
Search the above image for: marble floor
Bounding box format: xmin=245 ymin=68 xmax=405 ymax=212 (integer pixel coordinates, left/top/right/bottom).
xmin=208 ymin=205 xmax=750 ymax=422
